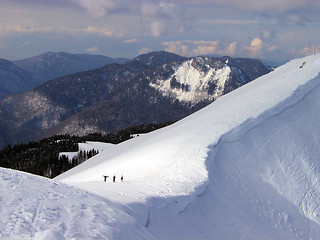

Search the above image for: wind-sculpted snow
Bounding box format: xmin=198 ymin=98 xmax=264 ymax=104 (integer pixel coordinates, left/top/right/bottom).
xmin=3 ymin=54 xmax=320 ymax=239
xmin=55 ymin=54 xmax=320 ymax=239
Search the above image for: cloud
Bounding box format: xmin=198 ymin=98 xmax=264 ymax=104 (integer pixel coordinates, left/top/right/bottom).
xmin=187 ymin=0 xmax=318 ymax=12
xmin=163 ymin=41 xmax=190 ymax=56
xmin=72 ymin=0 xmax=117 ymax=17
xmin=1 ymin=22 xmax=123 ymax=39
xmin=140 ymin=1 xmax=184 ymax=38
xmin=124 ymin=39 xmax=137 ymax=43
xmin=14 ymin=24 xmax=54 ymax=34
xmin=0 ymin=22 xmax=123 ymax=42
xmin=86 ymin=47 xmax=100 ymax=53
xmin=250 ymin=38 xmax=262 ymax=49
xmin=172 ymin=0 xmax=319 ymax=27
xmin=7 ymin=0 xmax=73 ymax=7
xmin=240 ymin=37 xmax=282 ymax=59
xmin=268 ymin=45 xmax=278 ymax=52
xmin=225 ymin=41 xmax=237 ymax=56
xmin=14 ymin=41 xmax=30 ymax=49
xmin=163 ymin=40 xmax=220 ymax=56
xmin=259 ymin=24 xmax=277 ymax=41
xmin=150 ymin=22 xmax=165 ymax=38
xmin=141 ymin=2 xmax=175 ymax=18
xmin=289 ymin=46 xmax=314 ymax=57
xmin=277 ymin=13 xmax=308 ymax=25
xmin=163 ymin=40 xmax=242 ymax=57
xmin=138 ymin=47 xmax=152 ymax=55
xmin=192 ymin=41 xmax=219 ymax=56
xmin=245 ymin=37 xmax=263 ymax=57
xmin=81 ymin=26 xmax=123 ymax=38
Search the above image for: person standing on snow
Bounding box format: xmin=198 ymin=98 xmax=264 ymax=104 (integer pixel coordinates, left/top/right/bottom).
xmin=103 ymin=175 xmax=108 ymax=182
xmin=113 ymin=175 xmax=116 ymax=183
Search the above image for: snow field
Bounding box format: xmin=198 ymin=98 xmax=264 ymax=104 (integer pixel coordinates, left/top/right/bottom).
xmin=0 ymin=167 xmax=153 ymax=240
xmin=2 ymin=54 xmax=320 ymax=239
xmin=55 ymin=54 xmax=320 ymax=239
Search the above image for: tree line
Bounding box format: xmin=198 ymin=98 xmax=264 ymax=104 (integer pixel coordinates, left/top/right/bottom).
xmin=59 ymin=149 xmax=100 ymax=168
xmin=0 ymin=121 xmax=173 ymax=178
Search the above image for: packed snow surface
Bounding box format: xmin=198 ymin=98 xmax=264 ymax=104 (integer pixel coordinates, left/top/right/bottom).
xmin=2 ymin=54 xmax=320 ymax=239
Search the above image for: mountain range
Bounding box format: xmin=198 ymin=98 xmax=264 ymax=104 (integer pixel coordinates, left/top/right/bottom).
xmin=0 ymin=51 xmax=269 ymax=149
xmin=0 ymin=52 xmax=129 ymax=100
xmin=1 ymin=53 xmax=320 ymax=239
xmin=0 ymin=59 xmax=38 ymax=99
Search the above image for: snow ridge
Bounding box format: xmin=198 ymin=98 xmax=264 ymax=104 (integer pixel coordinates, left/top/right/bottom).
xmin=3 ymin=54 xmax=320 ymax=239
xmin=216 ymin=73 xmax=320 ymax=222
xmin=55 ymin=54 xmax=320 ymax=239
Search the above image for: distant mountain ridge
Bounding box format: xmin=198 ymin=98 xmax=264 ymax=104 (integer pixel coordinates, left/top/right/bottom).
xmin=0 ymin=52 xmax=130 ymax=100
xmin=0 ymin=52 xmax=270 ymax=148
xmin=0 ymin=59 xmax=38 ymax=99
xmin=13 ymin=51 xmax=129 ymax=82
xmin=134 ymin=51 xmax=184 ymax=66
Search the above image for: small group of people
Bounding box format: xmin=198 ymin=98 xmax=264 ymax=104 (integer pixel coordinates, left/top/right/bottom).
xmin=103 ymin=175 xmax=123 ymax=183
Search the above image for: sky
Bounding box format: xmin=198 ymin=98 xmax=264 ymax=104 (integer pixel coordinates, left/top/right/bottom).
xmin=0 ymin=0 xmax=319 ymax=63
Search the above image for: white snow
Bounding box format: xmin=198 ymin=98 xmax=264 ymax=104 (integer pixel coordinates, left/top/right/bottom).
xmin=150 ymin=58 xmax=231 ymax=105
xmin=58 ymin=151 xmax=77 ymax=162
xmin=59 ymin=141 xmax=114 ymax=163
xmin=2 ymin=54 xmax=320 ymax=239
xmin=78 ymin=141 xmax=114 ymax=153
xmin=58 ymin=141 xmax=114 ymax=163
xmin=130 ymin=133 xmax=145 ymax=138
xmin=0 ymin=167 xmax=153 ymax=240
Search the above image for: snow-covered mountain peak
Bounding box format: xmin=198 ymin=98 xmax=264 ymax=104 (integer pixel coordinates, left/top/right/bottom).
xmin=150 ymin=57 xmax=231 ymax=105
xmin=54 ymin=54 xmax=320 ymax=239
xmin=3 ymin=54 xmax=320 ymax=239
xmin=56 ymin=54 xmax=320 ymax=194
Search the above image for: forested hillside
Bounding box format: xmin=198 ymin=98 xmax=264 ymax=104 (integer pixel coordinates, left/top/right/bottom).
xmin=0 ymin=122 xmax=172 ymax=178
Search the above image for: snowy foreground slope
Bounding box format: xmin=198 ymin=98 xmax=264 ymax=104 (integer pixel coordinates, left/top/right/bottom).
xmin=2 ymin=54 xmax=320 ymax=239
xmin=0 ymin=168 xmax=153 ymax=240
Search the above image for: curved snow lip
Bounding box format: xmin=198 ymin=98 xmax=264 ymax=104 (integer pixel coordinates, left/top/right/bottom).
xmin=56 ymin=55 xmax=320 ymax=200
xmin=3 ymin=54 xmax=320 ymax=239
xmin=183 ymin=73 xmax=320 ymax=239
xmin=54 ymin=55 xmax=320 ymax=238
xmin=135 ymin=64 xmax=320 ymax=239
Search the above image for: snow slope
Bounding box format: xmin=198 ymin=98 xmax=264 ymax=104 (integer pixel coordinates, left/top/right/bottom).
xmin=0 ymin=168 xmax=153 ymax=240
xmin=2 ymin=54 xmax=320 ymax=239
